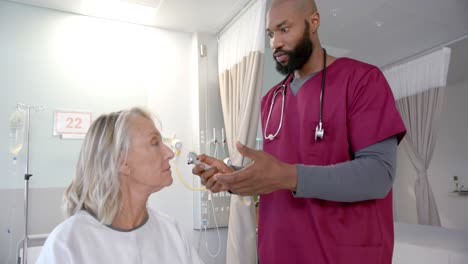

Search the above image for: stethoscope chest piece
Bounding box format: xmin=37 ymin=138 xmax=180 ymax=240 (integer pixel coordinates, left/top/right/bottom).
xmin=315 ymin=122 xmax=324 ymax=141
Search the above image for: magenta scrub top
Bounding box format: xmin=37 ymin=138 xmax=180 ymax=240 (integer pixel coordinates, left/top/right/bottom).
xmin=259 ymin=58 xmax=406 ymax=264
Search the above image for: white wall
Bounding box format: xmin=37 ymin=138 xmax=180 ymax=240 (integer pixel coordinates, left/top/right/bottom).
xmin=0 ymin=1 xmax=226 ymax=263
xmin=431 ymin=80 xmax=468 ymax=229
xmin=394 ymin=80 xmax=468 ymax=230
xmin=0 ymin=1 xmax=151 ymax=189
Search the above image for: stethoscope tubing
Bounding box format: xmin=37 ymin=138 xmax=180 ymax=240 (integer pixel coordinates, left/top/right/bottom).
xmin=264 ymin=48 xmax=327 ymax=141
xmin=264 ymin=82 xmax=286 ymax=141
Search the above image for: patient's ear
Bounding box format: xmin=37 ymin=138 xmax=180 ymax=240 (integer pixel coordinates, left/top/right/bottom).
xmin=118 ymin=156 xmax=130 ymax=176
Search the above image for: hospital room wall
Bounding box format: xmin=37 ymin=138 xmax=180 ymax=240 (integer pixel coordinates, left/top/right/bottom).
xmin=0 ymin=1 xmax=225 ymax=263
xmin=394 ymin=78 xmax=468 ymax=230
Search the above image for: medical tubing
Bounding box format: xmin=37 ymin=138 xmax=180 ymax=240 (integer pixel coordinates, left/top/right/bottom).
xmin=197 ymin=229 xmax=203 ymax=253
xmin=319 ymin=48 xmax=327 ymax=124
xmin=203 ymin=198 xmax=221 ymax=258
xmin=173 ymin=160 xmax=206 ymax=191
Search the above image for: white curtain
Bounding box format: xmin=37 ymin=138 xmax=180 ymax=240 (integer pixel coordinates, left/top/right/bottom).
xmin=217 ymin=0 xmax=266 ymax=263
xmin=383 ymin=48 xmax=451 ymax=226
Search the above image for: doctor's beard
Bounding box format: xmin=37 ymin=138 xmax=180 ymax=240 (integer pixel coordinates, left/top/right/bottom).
xmin=274 ymin=21 xmax=314 ymax=76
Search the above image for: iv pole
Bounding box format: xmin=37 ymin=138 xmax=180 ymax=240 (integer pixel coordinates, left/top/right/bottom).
xmin=16 ymin=103 xmax=43 ymax=264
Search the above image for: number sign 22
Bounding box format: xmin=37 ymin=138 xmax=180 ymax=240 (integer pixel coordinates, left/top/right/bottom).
xmin=54 ymin=110 xmax=92 ymax=136
xmin=66 ymin=117 xmax=82 ymax=129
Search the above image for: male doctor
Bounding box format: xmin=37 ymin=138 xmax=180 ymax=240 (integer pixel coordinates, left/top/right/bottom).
xmin=193 ymin=0 xmax=406 ymax=263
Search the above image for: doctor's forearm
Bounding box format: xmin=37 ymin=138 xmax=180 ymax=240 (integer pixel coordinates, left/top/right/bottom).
xmin=293 ymin=136 xmax=397 ymax=202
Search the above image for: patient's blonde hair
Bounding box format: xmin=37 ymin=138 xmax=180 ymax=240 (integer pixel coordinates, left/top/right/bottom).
xmin=63 ymin=107 xmax=153 ymax=225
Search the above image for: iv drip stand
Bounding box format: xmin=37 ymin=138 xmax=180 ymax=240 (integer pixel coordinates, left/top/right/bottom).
xmin=23 ymin=106 xmax=31 ymax=264
xmin=16 ymin=103 xmax=42 ymax=264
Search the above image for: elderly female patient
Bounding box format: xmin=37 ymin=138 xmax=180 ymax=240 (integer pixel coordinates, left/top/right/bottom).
xmin=37 ymin=107 xmax=203 ymax=263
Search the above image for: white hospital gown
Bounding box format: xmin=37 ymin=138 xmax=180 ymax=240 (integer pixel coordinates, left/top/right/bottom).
xmin=36 ymin=208 xmax=203 ymax=264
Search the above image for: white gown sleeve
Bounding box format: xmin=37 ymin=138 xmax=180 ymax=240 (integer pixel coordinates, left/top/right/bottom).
xmin=174 ymin=221 xmax=204 ymax=264
xmin=35 ymin=236 xmax=73 ymax=264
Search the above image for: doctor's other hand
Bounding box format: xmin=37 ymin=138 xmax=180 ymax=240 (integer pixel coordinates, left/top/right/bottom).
xmin=214 ymin=141 xmax=297 ymax=196
xmin=192 ymin=154 xmax=234 ymax=193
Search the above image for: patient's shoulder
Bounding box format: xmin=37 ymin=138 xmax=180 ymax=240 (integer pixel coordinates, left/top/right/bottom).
xmin=147 ymin=207 xmax=178 ymax=225
xmin=48 ymin=210 xmax=100 ymax=241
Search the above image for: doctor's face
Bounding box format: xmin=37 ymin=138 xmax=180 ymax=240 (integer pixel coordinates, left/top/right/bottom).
xmin=123 ymin=115 xmax=174 ymax=194
xmin=267 ymin=1 xmax=314 ymax=75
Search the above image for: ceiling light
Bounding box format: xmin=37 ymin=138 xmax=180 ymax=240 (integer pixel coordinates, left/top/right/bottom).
xmin=80 ymin=0 xmax=163 ymax=25
xmin=376 ymin=21 xmax=384 ymax=27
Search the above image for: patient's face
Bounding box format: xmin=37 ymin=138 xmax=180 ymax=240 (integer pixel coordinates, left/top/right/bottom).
xmin=124 ymin=115 xmax=174 ymax=193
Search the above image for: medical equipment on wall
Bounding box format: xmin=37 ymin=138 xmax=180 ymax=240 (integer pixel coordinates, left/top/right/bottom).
xmin=219 ymin=128 xmax=227 ymax=159
xmin=163 ymin=135 xmax=183 ymax=153
xmin=255 ymin=137 xmax=263 ymax=151
xmin=163 ymin=135 xmax=206 ymax=191
xmin=452 ymin=175 xmax=467 ymax=195
xmin=182 ymin=127 xmax=231 ymax=258
xmin=187 ymin=155 xmax=221 ymax=258
xmin=9 ymin=103 xmax=43 ymax=264
xmin=187 ymin=151 xmax=232 ymax=258
xmin=453 ymin=176 xmax=461 ymax=191
xmin=171 ymin=138 xmax=182 ymax=153
xmin=264 ymin=48 xmax=328 ymax=142
xmin=202 ymin=192 xmax=222 ymax=258
xmin=206 ymin=128 xmax=229 ymax=160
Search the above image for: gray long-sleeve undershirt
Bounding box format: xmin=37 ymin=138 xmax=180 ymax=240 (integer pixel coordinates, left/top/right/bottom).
xmin=286 ymin=71 xmax=397 ymax=202
xmin=294 ymin=136 xmax=397 ymax=202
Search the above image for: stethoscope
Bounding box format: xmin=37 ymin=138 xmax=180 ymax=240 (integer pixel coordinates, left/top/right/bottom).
xmin=264 ymin=48 xmax=327 ymax=142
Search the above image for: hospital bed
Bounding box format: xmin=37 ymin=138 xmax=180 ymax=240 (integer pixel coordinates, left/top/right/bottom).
xmin=16 ymin=234 xmax=48 ymax=264
xmin=393 ymin=222 xmax=468 ymax=264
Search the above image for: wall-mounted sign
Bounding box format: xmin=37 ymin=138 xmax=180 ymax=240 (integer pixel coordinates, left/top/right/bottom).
xmin=53 ymin=110 xmax=92 ymax=139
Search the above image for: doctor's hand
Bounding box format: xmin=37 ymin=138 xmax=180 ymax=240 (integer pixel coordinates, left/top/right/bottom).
xmin=213 ymin=142 xmax=297 ymax=196
xmin=191 ymin=154 xmax=234 ymax=193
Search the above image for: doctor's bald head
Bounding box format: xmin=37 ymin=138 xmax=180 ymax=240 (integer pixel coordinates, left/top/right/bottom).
xmin=270 ymin=0 xmax=317 ymax=16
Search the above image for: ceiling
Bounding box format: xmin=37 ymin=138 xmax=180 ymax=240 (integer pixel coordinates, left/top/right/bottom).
xmin=4 ymin=0 xmax=468 ymax=69
xmin=315 ymin=0 xmax=468 ymax=68
xmin=5 ymin=0 xmax=252 ymax=33
xmin=447 ymin=36 xmax=468 ymax=86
